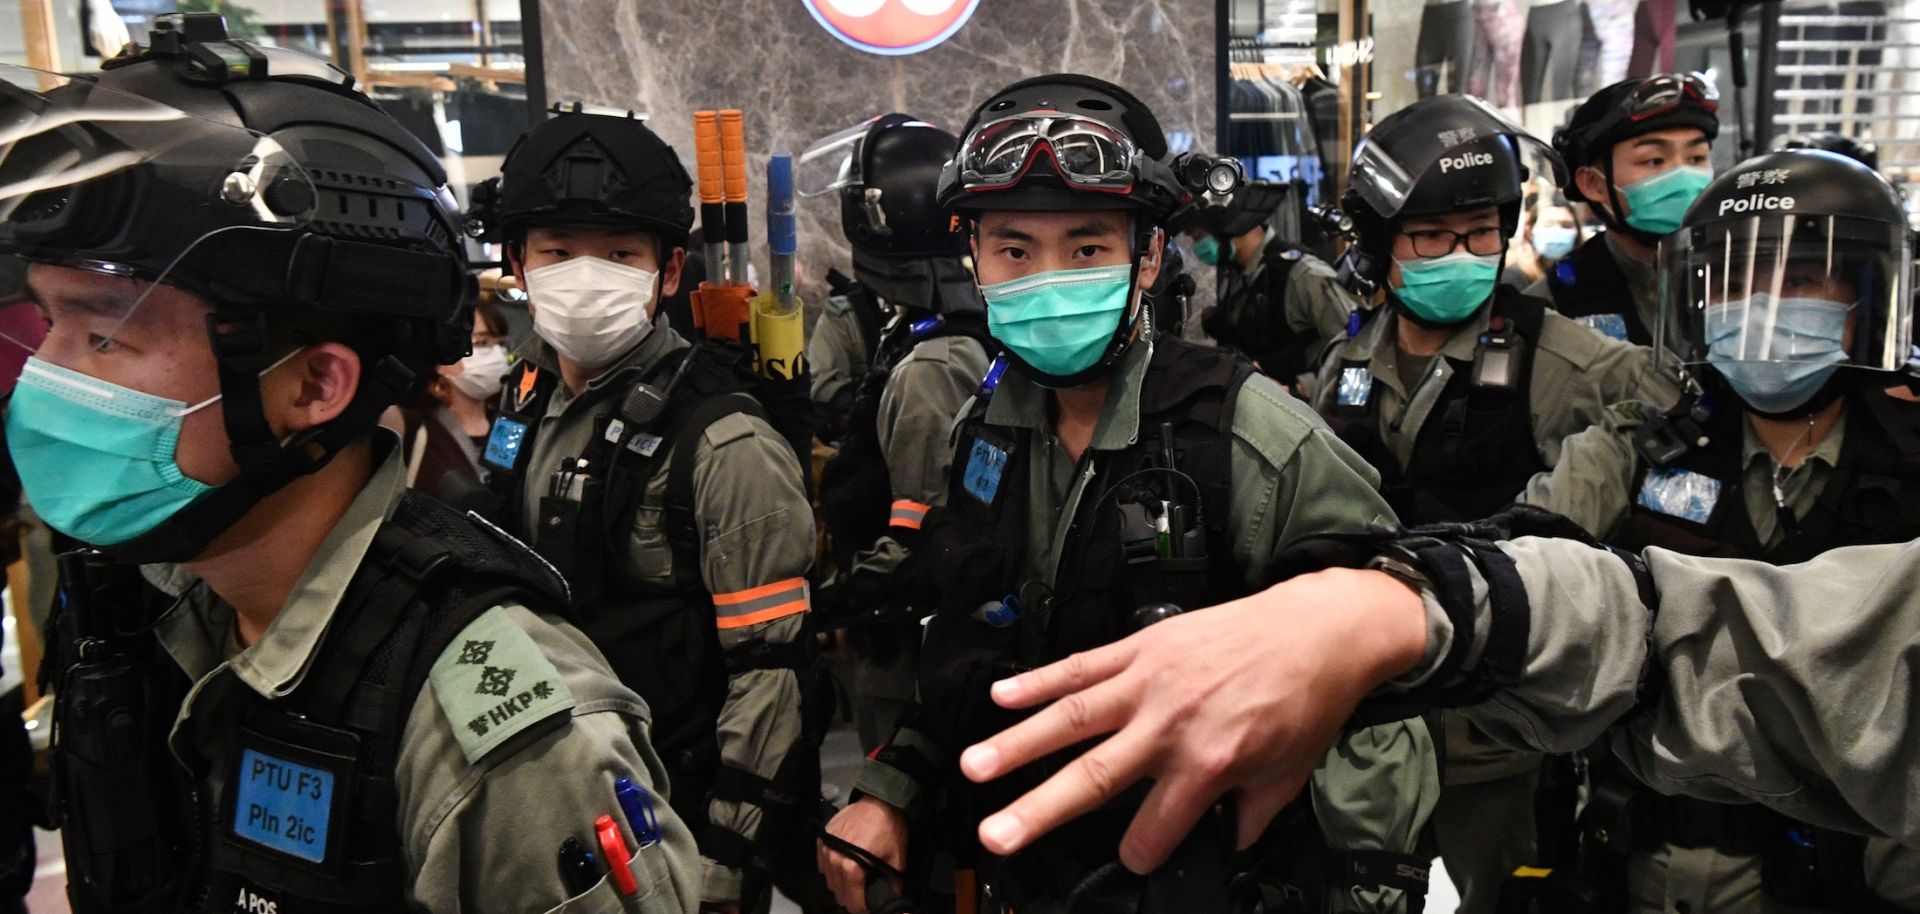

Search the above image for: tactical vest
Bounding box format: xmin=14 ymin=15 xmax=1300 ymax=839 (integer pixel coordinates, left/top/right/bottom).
xmin=816 ymin=309 xmax=995 ymax=569
xmin=1206 ymin=240 xmax=1319 ymax=380
xmin=1544 ymin=234 xmax=1649 ymax=345
xmin=1323 ymin=289 xmax=1549 ymax=526
xmin=66 ymin=493 xmax=572 ymax=914
xmin=1618 ymin=390 xmax=1920 ymax=563
xmin=901 ymin=338 xmax=1429 ymax=912
xmin=478 ymin=342 xmax=824 ymax=871
xmin=1565 ymin=391 xmax=1920 ymax=914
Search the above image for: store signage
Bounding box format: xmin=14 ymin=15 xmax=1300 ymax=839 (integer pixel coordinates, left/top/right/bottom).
xmin=801 ymin=0 xmax=981 ymax=56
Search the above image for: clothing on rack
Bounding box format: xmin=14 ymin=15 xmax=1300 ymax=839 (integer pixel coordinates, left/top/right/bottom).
xmin=1415 ymin=0 xmax=1479 ymax=96
xmin=1470 ymin=0 xmax=1528 ymax=108
xmin=1523 ymin=0 xmax=1587 ymax=103
xmin=1627 ymin=0 xmax=1677 ymax=76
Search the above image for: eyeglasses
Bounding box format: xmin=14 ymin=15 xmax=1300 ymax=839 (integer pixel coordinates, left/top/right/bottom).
xmin=957 ymin=113 xmax=1140 ymax=194
xmin=1401 ymin=226 xmax=1506 ymax=258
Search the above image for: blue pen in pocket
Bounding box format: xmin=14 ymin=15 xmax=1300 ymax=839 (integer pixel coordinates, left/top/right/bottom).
xmin=614 ymin=777 xmax=662 ymax=848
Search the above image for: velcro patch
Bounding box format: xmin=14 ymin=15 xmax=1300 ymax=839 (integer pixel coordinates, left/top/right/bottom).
xmin=430 ymin=606 xmax=577 ymax=764
xmin=702 ymin=411 xmax=760 ymax=449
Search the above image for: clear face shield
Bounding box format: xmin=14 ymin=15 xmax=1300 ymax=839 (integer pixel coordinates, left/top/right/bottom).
xmin=1656 ymin=211 xmax=1914 ymax=380
xmin=0 ymin=63 xmax=315 ymax=385
xmin=797 ymin=116 xmax=889 ymax=198
xmin=1348 ymin=97 xmax=1566 ymax=220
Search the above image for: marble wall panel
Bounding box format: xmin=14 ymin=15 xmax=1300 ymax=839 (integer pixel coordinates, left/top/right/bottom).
xmin=540 ymin=0 xmax=1217 ymax=312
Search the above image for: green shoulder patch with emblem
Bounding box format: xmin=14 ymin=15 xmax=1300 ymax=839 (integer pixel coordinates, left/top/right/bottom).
xmin=430 ymin=605 xmax=577 ymax=764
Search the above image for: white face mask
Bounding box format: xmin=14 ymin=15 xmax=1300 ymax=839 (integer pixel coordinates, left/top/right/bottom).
xmin=448 ymin=343 xmax=511 ymax=401
xmin=524 ymin=256 xmax=658 ymax=370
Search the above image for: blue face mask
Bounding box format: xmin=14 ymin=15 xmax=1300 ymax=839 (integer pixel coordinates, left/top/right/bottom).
xmin=1393 ymin=251 xmax=1500 ymax=325
xmin=1532 ymin=225 xmax=1578 ymax=261
xmin=1619 ymin=165 xmax=1713 ymax=236
xmin=982 ymin=263 xmax=1134 ymax=379
xmin=1190 ymin=236 xmax=1224 ymax=266
xmin=1705 ymin=294 xmax=1851 ymax=413
xmin=5 ymin=349 xmax=299 ymax=546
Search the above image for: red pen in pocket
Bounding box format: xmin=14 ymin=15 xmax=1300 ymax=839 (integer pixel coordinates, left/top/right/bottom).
xmin=595 ymin=814 xmax=639 ymax=896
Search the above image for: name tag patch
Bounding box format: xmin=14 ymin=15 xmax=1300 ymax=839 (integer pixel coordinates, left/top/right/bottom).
xmin=232 ymin=748 xmax=334 ymax=863
xmin=1576 ymin=313 xmax=1631 ymax=342
xmin=483 ymin=416 xmax=530 ymax=470
xmin=963 ymin=436 xmax=1009 ymax=506
xmin=1637 ymin=466 xmax=1722 ymax=523
xmin=1337 ymin=366 xmax=1373 ymax=407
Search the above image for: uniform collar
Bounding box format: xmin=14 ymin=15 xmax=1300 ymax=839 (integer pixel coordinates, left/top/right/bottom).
xmin=1358 ymin=303 xmax=1493 ymax=394
xmin=985 ymin=334 xmax=1154 ymax=452
xmin=1605 ymin=233 xmax=1659 ymax=304
xmin=152 ymin=430 xmax=410 ymax=698
xmin=542 ymin=319 xmax=688 ymax=416
xmin=1741 ymin=407 xmax=1850 ymax=472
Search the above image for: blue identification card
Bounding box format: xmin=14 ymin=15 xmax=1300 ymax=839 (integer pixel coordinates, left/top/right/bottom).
xmin=232 ymin=748 xmax=334 ymax=863
xmin=482 ymin=416 xmax=529 ymax=470
xmin=963 ymin=436 xmax=1009 ymax=506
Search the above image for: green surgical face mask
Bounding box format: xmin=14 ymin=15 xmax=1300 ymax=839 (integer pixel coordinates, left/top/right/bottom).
xmin=1190 ymin=235 xmax=1224 ymax=266
xmin=1618 ymin=165 xmax=1713 ymax=236
xmin=1393 ymin=251 xmax=1500 ymax=325
xmin=981 ymin=263 xmax=1134 ymax=378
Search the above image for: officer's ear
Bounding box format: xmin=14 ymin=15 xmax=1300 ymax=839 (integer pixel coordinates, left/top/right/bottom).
xmin=658 ymin=246 xmax=687 ymax=302
xmin=1574 ymin=165 xmax=1613 ymax=214
xmin=505 ymin=241 xmax=526 ymax=287
xmin=266 ymin=342 xmax=362 ymax=436
xmin=1136 ymin=226 xmax=1165 ymax=291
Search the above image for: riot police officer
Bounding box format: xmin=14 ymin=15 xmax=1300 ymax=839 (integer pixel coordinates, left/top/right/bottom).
xmin=1536 ymin=74 xmax=1721 ymax=345
xmin=1310 ymin=94 xmax=1679 ymax=914
xmin=1523 ymin=149 xmax=1920 ymax=913
xmin=469 ymin=108 xmax=819 ymax=913
xmin=819 ymin=73 xmax=1438 ymax=914
xmin=1178 ymin=180 xmax=1361 ymax=392
xmin=804 ymin=114 xmax=997 ymax=753
xmin=0 ymin=15 xmax=698 ymax=912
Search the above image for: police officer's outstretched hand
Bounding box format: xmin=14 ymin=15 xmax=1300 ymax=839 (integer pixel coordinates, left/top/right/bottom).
xmin=958 ymin=568 xmax=1428 ymax=873
xmin=817 ymin=796 xmax=908 ymax=913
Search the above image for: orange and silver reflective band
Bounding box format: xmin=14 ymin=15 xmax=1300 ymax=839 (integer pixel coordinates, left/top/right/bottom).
xmin=889 ymin=499 xmax=931 ymax=530
xmin=713 ymin=576 xmax=809 ymax=629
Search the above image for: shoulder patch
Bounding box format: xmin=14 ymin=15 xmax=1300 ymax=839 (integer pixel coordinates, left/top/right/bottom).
xmin=430 ymin=605 xmax=577 ymax=765
xmin=701 ymin=409 xmax=763 ymax=450
xmin=1231 ymin=373 xmax=1319 ymax=471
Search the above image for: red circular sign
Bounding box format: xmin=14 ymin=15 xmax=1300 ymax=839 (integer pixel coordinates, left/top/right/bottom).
xmin=801 ymin=0 xmax=981 ymax=56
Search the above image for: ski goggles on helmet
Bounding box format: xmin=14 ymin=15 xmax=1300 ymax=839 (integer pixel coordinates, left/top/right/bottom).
xmin=1581 ymin=74 xmax=1720 ymax=147
xmin=955 ymin=112 xmax=1141 ymax=195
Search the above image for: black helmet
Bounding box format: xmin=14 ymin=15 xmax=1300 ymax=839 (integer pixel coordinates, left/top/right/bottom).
xmin=0 ymin=13 xmax=470 ymax=562
xmin=1340 ymin=95 xmax=1561 ymax=285
xmin=1657 ymin=150 xmax=1913 ymax=414
xmin=936 ymin=74 xmax=1195 ymax=220
xmin=798 ymin=114 xmax=979 ymax=313
xmin=473 ymin=106 xmax=695 ymax=247
xmin=798 ymin=113 xmax=964 ymax=259
xmin=1774 ymin=131 xmax=1879 ymax=170
xmin=1554 ymin=74 xmax=1720 ymax=244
